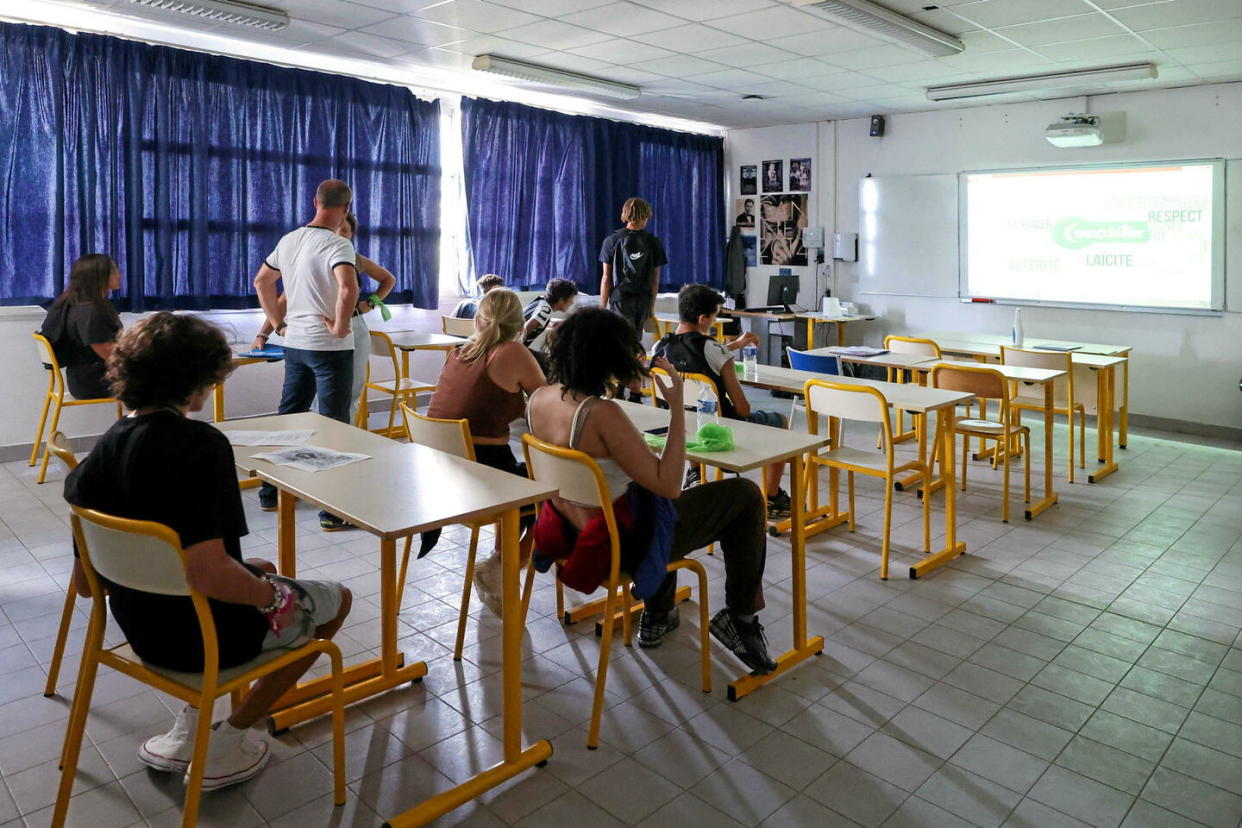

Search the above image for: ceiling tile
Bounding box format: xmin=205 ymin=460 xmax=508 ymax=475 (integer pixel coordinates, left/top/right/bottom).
xmin=683 ymin=66 xmax=769 ymax=89
xmin=565 ymin=39 xmax=675 ymax=63
xmin=411 ymin=0 xmax=541 ymax=34
xmin=434 ymin=34 xmax=553 ymax=60
xmin=559 ymin=2 xmax=687 ymax=37
xmin=708 ymin=6 xmax=829 ymax=41
xmin=1163 ymin=39 xmax=1242 ymax=63
xmin=765 ymin=28 xmax=885 ymax=57
xmin=394 ymin=46 xmax=478 ymax=71
xmin=694 ymin=42 xmax=793 ymax=68
xmin=1108 ymin=0 xmax=1242 ymax=30
xmin=1142 ymin=18 xmax=1242 ymax=48
xmin=949 ymin=0 xmax=1095 ymax=29
xmin=639 ymin=23 xmax=750 ymax=53
xmin=1088 ymin=0 xmax=1173 ymax=8
xmin=628 ymin=0 xmax=776 ymax=20
xmin=994 ymin=13 xmax=1127 ymax=46
xmin=865 ymin=60 xmax=978 ymax=82
xmin=640 ymin=54 xmax=731 ymax=77
xmin=224 ymin=18 xmax=345 ymax=48
xmin=826 ymin=44 xmax=929 ymax=70
xmin=1185 ymin=58 xmax=1242 ymax=80
xmin=521 ymin=52 xmax=615 ymax=74
xmin=358 ymin=16 xmax=474 ymax=47
xmin=282 ymin=0 xmax=399 ymax=30
xmin=501 ymin=19 xmax=613 ymax=49
xmin=741 ymin=78 xmax=817 ymax=96
xmin=748 ymin=57 xmax=845 ymax=81
xmin=935 ymin=48 xmax=1051 ymax=72
xmin=794 ymin=90 xmax=852 ymax=107
xmin=594 ymin=66 xmax=665 ymax=84
xmin=326 ymin=30 xmax=411 ymax=58
xmin=810 ymin=70 xmax=888 ymax=90
xmin=1036 ymin=35 xmax=1156 ymax=61
xmin=956 ymin=29 xmax=1019 ymax=54
xmin=487 ymin=0 xmax=613 ymax=13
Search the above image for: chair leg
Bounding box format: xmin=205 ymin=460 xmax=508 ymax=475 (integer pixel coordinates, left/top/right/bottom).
xmin=684 ymin=561 xmax=711 ymax=694
xmin=621 ymin=583 xmax=634 ymax=648
xmin=386 ymin=392 xmax=400 ymax=440
xmin=555 ymin=579 xmax=565 ymax=623
xmin=880 ymin=476 xmax=894 ymax=580
xmin=44 ymin=582 xmax=77 ymax=697
xmin=846 ymin=472 xmax=856 ymax=532
xmin=519 ymin=554 xmax=537 ymax=624
xmin=37 ymin=395 xmax=65 ymax=484
xmin=960 ymin=431 xmax=969 ymax=490
xmin=1078 ymin=406 xmax=1086 ymax=469
xmin=921 ymin=466 xmax=931 ymax=554
xmin=181 ymin=697 xmax=216 ymax=827
xmin=454 ymin=526 xmax=481 ymax=661
xmin=29 ymin=389 xmax=52 ymax=466
xmin=587 ymin=587 xmax=618 ymax=749
xmin=51 ymin=646 xmax=100 ymax=826
xmin=327 ymin=647 xmax=347 ymax=806
xmin=1001 ymin=434 xmax=1012 ymax=523
xmin=1023 ymin=432 xmax=1032 ymax=504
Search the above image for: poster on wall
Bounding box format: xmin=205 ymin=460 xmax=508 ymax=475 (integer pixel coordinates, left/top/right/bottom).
xmin=740 ymin=165 xmax=757 ymax=195
xmin=742 ymin=235 xmax=757 ymax=267
xmin=790 ymin=158 xmax=811 ymax=192
xmin=760 ymin=194 xmax=808 ymax=266
xmin=734 ymin=197 xmax=756 ymax=228
xmin=762 ymin=160 xmax=783 ymax=193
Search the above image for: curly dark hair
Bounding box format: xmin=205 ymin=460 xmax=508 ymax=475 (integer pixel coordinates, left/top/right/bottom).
xmin=677 ymin=283 xmax=724 ymax=323
xmin=106 ymin=312 xmax=234 ymax=409
xmin=545 ymin=306 xmax=646 ymax=399
xmin=545 ymin=278 xmax=579 ymax=305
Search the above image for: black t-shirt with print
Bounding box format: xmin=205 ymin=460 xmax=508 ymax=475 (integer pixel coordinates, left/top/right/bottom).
xmin=64 ymin=411 xmax=268 ymax=672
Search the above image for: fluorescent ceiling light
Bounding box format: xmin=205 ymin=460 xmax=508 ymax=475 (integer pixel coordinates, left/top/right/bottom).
xmin=127 ymin=0 xmax=288 ymax=31
xmin=472 ymin=55 xmax=641 ymax=100
xmin=926 ymin=63 xmax=1158 ymax=101
xmin=789 ymin=0 xmax=963 ymax=58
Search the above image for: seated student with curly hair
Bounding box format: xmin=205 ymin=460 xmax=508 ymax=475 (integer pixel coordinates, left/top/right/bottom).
xmin=64 ymin=312 xmax=352 ymax=791
xmin=527 ymin=307 xmax=776 ymax=672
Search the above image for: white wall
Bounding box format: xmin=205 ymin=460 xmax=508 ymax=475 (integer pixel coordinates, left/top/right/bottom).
xmin=729 ymin=81 xmax=1242 ymax=431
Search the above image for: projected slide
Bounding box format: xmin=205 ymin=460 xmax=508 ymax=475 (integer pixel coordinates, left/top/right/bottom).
xmin=962 ymin=163 xmax=1221 ymax=310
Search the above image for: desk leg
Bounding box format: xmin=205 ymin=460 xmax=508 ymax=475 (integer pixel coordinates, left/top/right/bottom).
xmin=212 ymin=383 xmax=225 ymax=422
xmin=277 ymin=489 xmax=297 ymax=577
xmin=382 ymin=508 xmax=552 ymax=828
xmin=1090 ymin=366 xmax=1119 ymax=483
xmin=911 ymin=409 xmax=966 ymax=578
xmin=836 ymin=322 xmax=845 ymax=348
xmin=1119 ymin=357 xmax=1129 ymax=449
xmin=1024 ymin=382 xmax=1059 ymax=519
xmin=728 ymin=453 xmax=824 ymax=701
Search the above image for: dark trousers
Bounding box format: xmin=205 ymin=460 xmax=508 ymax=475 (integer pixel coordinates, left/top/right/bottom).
xmin=647 ymin=477 xmax=767 ymax=616
xmin=609 ymin=293 xmax=652 ymax=337
xmin=260 ymin=347 xmax=353 ymax=517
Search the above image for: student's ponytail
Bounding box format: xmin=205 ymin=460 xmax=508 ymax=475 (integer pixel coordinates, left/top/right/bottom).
xmin=458 ymin=288 xmax=523 ymax=363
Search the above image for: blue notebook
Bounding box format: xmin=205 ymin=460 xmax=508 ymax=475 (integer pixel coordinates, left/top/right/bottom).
xmin=239 ymin=344 xmax=285 ymax=359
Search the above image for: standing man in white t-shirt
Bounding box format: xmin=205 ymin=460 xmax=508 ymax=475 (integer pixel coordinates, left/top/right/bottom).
xmin=252 ymin=179 xmax=359 ymax=530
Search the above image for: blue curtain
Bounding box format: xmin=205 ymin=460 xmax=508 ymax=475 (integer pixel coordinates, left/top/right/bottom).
xmin=461 ymin=98 xmax=724 ymax=292
xmin=0 ymin=22 xmax=440 ymax=310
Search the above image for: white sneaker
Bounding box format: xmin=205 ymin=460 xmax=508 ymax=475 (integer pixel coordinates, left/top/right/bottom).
xmin=472 ymin=553 xmax=505 ymax=618
xmin=138 ymin=705 xmax=198 ymax=773
xmin=188 ymin=723 xmax=270 ymax=791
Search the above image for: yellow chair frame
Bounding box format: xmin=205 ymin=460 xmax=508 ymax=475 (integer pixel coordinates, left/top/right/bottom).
xmin=56 ymin=507 xmax=347 ymax=827
xmin=356 ymin=329 xmax=436 ymax=439
xmin=803 ymin=380 xmax=931 ymax=580
xmin=521 ymin=433 xmax=711 ymax=749
xmin=931 ymin=364 xmax=1031 ymax=523
xmin=30 ymin=333 xmax=122 ymax=484
xmin=44 ymin=433 xmax=82 ymax=698
xmin=1001 ymin=346 xmax=1086 ymax=484
xmin=882 ymin=335 xmax=944 ymax=445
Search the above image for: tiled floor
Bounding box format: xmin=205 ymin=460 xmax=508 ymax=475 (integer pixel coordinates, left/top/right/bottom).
xmin=2 ymin=412 xmax=1241 ymax=828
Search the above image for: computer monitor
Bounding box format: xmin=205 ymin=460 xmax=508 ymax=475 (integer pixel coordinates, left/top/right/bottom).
xmin=767 ymin=274 xmax=799 ymax=308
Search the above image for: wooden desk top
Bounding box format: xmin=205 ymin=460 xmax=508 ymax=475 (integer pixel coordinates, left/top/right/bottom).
xmin=806 ymin=349 xmax=937 ymax=370
xmin=615 ymin=400 xmax=827 ymax=473
xmin=218 ymin=413 xmax=553 ymax=538
xmin=385 ymin=331 xmax=464 ymax=351
xmin=919 ymin=331 xmax=1131 ymax=357
xmin=740 ymin=365 xmax=973 ymax=413
xmin=917 ymin=336 xmax=1129 ymax=368
xmin=796 ymin=313 xmax=877 ymax=323
xmin=931 ymin=360 xmax=1065 ymax=383
xmin=652 ymin=312 xmax=731 ymax=323
xmin=728 ymin=309 xmax=797 ymax=321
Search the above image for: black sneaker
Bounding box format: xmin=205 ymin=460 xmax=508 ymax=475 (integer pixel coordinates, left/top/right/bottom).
xmin=710 ymin=609 xmax=778 ymax=675
xmin=637 ymin=607 xmax=680 ymax=648
xmin=766 ymin=489 xmax=791 ymax=521
xmin=319 ymin=514 xmax=355 ymax=532
xmin=683 ymin=466 xmax=701 ymax=489
xmin=258 ymin=490 xmax=277 ymax=512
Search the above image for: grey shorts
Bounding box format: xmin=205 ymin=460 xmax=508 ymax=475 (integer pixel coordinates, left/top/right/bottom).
xmin=259 ymin=575 xmax=344 ymax=652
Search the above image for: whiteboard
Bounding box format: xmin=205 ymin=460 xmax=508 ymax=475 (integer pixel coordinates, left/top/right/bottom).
xmin=858 ymin=174 xmax=958 ymax=298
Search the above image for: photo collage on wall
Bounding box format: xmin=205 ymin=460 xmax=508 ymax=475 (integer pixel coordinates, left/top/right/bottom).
xmin=738 ymin=157 xmax=812 ymax=266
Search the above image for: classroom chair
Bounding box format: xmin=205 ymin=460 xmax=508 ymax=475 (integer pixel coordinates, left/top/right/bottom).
xmin=803 ymin=380 xmax=931 ymax=580
xmin=356 ymin=329 xmax=436 ymax=439
xmin=882 ymin=335 xmax=944 ymax=445
xmin=55 ymin=506 xmax=347 ymax=828
xmin=441 ymin=315 xmax=475 ymax=337
xmin=786 ymin=347 xmax=841 ymax=375
xmin=931 ymin=364 xmax=1030 ymax=523
xmin=43 ymin=433 xmax=82 ymax=698
xmin=29 ymin=333 xmax=122 ymax=484
xmin=397 ymin=404 xmax=548 ymax=658
xmin=1001 ymin=346 xmax=1085 ymax=484
xmin=649 ymin=366 xmax=724 ymax=532
xmin=521 ymin=434 xmax=711 ymax=749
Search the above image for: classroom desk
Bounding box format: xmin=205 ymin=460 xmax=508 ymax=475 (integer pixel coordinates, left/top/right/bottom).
xmin=917 ymin=330 xmax=1133 ymax=449
xmin=652 ymin=312 xmax=728 ymax=343
xmin=796 ymin=312 xmax=878 ymax=347
xmin=214 ymin=351 xmax=284 ymax=423
xmin=219 ymin=412 xmax=555 ymax=827
xmin=736 ymin=365 xmax=974 ymax=578
xmin=807 ymin=349 xmax=939 ymax=372
xmin=614 ymin=400 xmax=829 ymax=702
xmin=385 ymin=331 xmax=464 ymax=381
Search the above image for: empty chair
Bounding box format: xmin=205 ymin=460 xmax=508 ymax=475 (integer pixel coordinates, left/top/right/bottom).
xmin=356 ymin=329 xmax=436 ymax=438
xmin=786 ymin=347 xmax=841 ymax=375
xmin=442 ymin=315 xmax=475 ymax=337
xmin=802 ymin=380 xmax=931 ymax=580
xmin=931 ymin=363 xmax=1030 ymax=523
xmin=29 ymin=333 xmax=122 ymax=484
xmin=1002 ymin=346 xmax=1085 ymax=484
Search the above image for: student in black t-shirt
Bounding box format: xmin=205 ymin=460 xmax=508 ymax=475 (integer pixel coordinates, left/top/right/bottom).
xmin=522 ymin=277 xmax=579 ymax=347
xmin=64 ymin=313 xmax=352 ymax=792
xmin=598 ymin=197 xmax=668 ymax=337
xmin=38 ymin=254 xmax=123 ymax=399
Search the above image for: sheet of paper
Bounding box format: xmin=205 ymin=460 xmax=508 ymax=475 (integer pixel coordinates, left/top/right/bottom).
xmin=828 ymin=346 xmax=889 ymax=357
xmin=223 ymin=429 xmax=315 ymax=447
xmin=251 ymin=445 xmax=369 ymax=473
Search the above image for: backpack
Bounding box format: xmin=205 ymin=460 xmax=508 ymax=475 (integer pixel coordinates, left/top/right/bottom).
xmin=613 ymin=232 xmax=654 ymax=296
xmin=652 ymin=332 xmax=737 ymax=419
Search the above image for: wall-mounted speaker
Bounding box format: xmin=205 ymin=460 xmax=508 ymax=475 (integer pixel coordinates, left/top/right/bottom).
xmin=869 ymin=115 xmax=885 ymax=137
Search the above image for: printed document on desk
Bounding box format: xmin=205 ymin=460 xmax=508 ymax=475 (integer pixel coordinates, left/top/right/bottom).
xmin=224 ymin=429 xmax=315 ymax=447
xmin=252 ymin=445 xmax=369 ymax=472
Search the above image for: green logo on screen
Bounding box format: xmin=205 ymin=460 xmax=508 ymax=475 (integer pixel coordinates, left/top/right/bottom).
xmin=1052 ymin=218 xmax=1150 ymax=250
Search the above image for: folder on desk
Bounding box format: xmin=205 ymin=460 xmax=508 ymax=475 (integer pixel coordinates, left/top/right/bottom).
xmin=1033 ymin=344 xmax=1079 ymax=351
xmin=239 ymin=345 xmax=285 ymax=359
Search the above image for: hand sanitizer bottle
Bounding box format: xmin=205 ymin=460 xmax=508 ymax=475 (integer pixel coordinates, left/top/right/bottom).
xmin=1011 ymin=308 xmax=1024 ymax=347
xmin=742 ymin=343 xmax=758 ymax=379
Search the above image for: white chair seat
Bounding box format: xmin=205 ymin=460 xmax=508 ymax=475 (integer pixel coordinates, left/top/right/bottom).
xmin=953 ymin=417 xmax=1008 ymax=433
xmin=819 ymin=446 xmax=892 ymax=472
xmin=109 ymin=642 xmax=297 ymax=691
xmin=372 ymin=377 xmax=435 ymax=392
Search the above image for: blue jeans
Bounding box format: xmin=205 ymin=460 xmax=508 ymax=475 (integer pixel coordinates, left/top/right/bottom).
xmin=260 ymin=347 xmax=354 ymax=518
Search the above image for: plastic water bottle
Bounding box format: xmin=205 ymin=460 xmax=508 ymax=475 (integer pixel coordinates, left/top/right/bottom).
xmin=1011 ymin=308 xmax=1024 ymax=347
xmin=742 ymin=342 xmax=758 ymax=379
xmin=696 ymin=385 xmax=718 ymax=432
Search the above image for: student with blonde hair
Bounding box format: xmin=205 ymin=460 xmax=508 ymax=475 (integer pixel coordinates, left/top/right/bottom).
xmin=427 ymin=288 xmax=545 ymax=614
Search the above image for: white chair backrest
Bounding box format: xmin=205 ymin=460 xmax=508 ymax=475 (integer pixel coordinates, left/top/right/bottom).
xmin=886 ymin=337 xmax=940 ymax=357
xmin=368 ymin=330 xmax=397 ymax=359
xmin=1002 ymin=347 xmax=1072 ymax=405
xmin=33 ymin=333 xmax=57 ymax=368
xmin=525 ymin=444 xmax=607 ymax=508
xmin=73 ymin=512 xmax=189 ymax=596
xmin=403 ymin=411 xmax=471 ymax=459
xmin=807 ymin=383 xmax=888 ymax=424
xmin=442 ymin=316 xmax=475 ymax=337
xmin=651 ymin=368 xmax=716 ymax=410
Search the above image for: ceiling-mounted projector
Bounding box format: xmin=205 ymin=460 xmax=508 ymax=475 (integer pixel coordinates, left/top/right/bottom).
xmin=1045 ymin=112 xmax=1124 ymax=148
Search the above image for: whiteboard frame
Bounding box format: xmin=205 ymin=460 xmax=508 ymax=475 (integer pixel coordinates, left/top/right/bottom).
xmin=957 ymin=158 xmax=1226 ymax=316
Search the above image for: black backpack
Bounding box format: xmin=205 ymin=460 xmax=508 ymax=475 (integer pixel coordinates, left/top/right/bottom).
xmin=652 ymin=332 xmax=737 ymax=419
xmin=613 ymin=232 xmax=654 ymax=297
